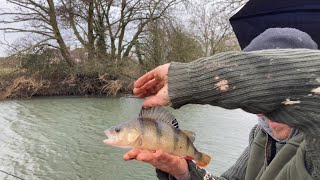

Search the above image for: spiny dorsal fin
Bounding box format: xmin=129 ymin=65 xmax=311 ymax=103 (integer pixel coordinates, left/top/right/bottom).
xmin=139 ymin=107 xmax=179 ymax=128
xmin=182 ymin=130 xmax=196 ymax=142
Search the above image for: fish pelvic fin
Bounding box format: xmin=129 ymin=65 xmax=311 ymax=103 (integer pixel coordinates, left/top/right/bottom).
xmin=182 ymin=130 xmax=196 ymax=142
xmin=139 ymin=107 xmax=179 ymax=128
xmin=196 ymin=152 xmax=212 ymax=167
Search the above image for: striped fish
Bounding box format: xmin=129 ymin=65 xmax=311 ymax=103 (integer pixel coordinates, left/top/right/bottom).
xmin=103 ymin=107 xmax=211 ymax=167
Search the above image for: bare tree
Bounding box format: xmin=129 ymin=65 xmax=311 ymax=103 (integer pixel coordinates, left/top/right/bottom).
xmin=56 ymin=0 xmax=184 ymax=63
xmin=137 ymin=20 xmax=169 ymax=69
xmin=102 ymin=0 xmax=184 ymax=63
xmin=0 ymin=0 xmax=76 ymax=67
xmin=58 ymin=0 xmax=95 ymax=60
xmin=137 ymin=17 xmax=203 ymax=71
xmin=186 ymin=0 xmax=245 ymax=56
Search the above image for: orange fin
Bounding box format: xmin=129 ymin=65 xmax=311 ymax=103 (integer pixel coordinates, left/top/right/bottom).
xmin=196 ymin=153 xmax=212 ymax=167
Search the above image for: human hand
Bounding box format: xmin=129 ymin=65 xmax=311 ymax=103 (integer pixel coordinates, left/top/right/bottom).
xmin=133 ymin=64 xmax=170 ymax=108
xmin=123 ymin=149 xmax=189 ymax=180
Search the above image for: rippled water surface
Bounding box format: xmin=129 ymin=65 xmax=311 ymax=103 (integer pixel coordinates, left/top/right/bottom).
xmin=0 ymin=97 xmax=257 ymax=180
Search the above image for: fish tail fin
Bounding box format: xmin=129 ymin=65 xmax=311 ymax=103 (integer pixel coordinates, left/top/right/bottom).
xmin=196 ymin=152 xmax=211 ymax=167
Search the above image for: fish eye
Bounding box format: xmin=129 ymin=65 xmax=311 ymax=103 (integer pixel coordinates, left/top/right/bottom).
xmin=115 ymin=127 xmax=121 ymax=133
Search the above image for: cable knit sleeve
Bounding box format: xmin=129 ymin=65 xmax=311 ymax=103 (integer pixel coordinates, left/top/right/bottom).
xmin=168 ymin=49 xmax=320 ymax=179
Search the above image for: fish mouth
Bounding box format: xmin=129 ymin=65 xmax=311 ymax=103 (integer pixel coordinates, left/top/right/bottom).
xmin=103 ymin=129 xmax=118 ymax=145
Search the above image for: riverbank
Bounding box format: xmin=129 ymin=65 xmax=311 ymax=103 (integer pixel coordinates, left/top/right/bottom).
xmin=0 ymin=65 xmax=136 ymax=100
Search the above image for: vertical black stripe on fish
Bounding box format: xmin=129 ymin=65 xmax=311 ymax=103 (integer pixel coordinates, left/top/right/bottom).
xmin=154 ymin=120 xmax=162 ymax=142
xmin=138 ymin=117 xmax=145 ymax=134
xmin=173 ymin=127 xmax=180 ymax=151
xmin=186 ymin=137 xmax=191 ymax=152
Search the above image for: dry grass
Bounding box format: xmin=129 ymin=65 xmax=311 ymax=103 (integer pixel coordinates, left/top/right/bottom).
xmin=100 ymin=80 xmax=125 ymax=96
xmin=0 ymin=67 xmax=17 ymax=76
xmin=1 ymin=76 xmax=50 ymax=99
xmin=98 ymin=73 xmax=126 ymax=96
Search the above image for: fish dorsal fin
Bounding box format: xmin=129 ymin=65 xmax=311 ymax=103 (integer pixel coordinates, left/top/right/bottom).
xmin=139 ymin=107 xmax=179 ymax=128
xmin=182 ymin=130 xmax=196 ymax=142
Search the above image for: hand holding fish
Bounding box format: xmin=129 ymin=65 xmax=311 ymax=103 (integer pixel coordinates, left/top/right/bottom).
xmin=133 ymin=63 xmax=170 ymax=108
xmin=123 ymin=149 xmax=189 ymax=180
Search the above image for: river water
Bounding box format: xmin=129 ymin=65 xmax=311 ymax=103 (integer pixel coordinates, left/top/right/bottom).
xmin=0 ymin=97 xmax=257 ymax=180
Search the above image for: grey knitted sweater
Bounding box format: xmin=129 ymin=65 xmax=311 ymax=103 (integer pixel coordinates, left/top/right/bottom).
xmin=159 ymin=49 xmax=320 ymax=179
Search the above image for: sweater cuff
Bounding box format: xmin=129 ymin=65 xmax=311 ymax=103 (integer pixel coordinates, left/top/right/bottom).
xmin=168 ymin=62 xmax=194 ymax=109
xmin=186 ymin=160 xmax=215 ymax=180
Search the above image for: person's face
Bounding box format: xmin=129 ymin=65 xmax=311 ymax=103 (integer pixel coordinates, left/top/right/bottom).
xmin=264 ymin=117 xmax=292 ymax=140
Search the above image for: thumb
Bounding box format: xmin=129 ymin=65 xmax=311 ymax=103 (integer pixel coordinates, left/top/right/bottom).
xmin=143 ymin=96 xmax=169 ymax=108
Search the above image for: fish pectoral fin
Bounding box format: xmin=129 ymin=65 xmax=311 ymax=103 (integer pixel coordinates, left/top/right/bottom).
xmin=182 ymin=130 xmax=196 ymax=142
xmin=135 ymin=136 xmax=143 ymax=147
xmin=129 ymin=133 xmax=142 ymax=146
xmin=128 ymin=132 xmax=142 ymax=143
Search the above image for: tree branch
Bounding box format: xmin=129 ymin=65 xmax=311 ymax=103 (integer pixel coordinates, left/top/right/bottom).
xmin=0 ymin=28 xmax=54 ymax=38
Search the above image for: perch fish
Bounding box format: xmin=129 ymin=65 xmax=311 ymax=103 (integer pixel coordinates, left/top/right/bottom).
xmin=103 ymin=107 xmax=211 ymax=167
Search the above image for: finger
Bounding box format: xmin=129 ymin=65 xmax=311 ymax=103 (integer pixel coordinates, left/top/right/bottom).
xmin=154 ymin=149 xmax=167 ymax=159
xmin=136 ymin=153 xmax=154 ymax=162
xmin=134 ymin=69 xmax=157 ymax=88
xmin=142 ymin=85 xmax=170 ymax=108
xmin=146 ymin=151 xmax=186 ymax=173
xmin=123 ymin=149 xmax=141 ymax=161
xmin=133 ymin=88 xmax=145 ymax=96
xmin=135 ymin=84 xmax=166 ymax=99
xmin=134 ymin=63 xmax=169 ymax=89
xmin=151 ymin=81 xmax=165 ymax=95
xmin=133 ymin=78 xmax=160 ymax=96
xmin=134 ymin=149 xmax=157 ymax=162
xmin=143 ymin=96 xmax=168 ymax=108
xmin=135 ymin=90 xmax=158 ymax=99
xmin=133 ymin=83 xmax=152 ymax=96
xmin=154 ymin=150 xmax=177 ymax=163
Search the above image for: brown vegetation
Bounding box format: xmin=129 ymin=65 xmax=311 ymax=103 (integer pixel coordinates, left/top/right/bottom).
xmin=0 ymin=72 xmax=132 ymax=100
xmin=0 ymin=55 xmax=134 ymax=100
xmin=1 ymin=76 xmax=49 ymax=99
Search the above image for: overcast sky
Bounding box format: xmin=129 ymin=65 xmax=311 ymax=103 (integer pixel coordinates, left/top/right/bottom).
xmin=0 ymin=0 xmax=17 ymax=57
xmin=0 ymin=0 xmax=238 ymax=57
